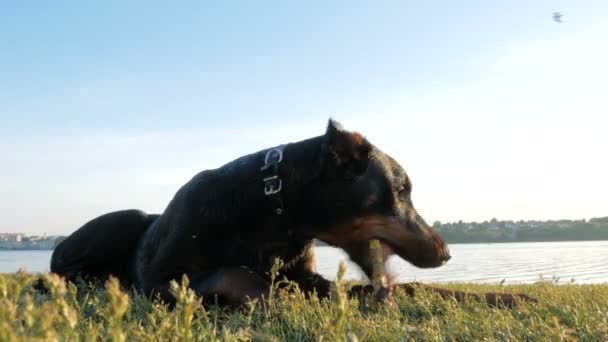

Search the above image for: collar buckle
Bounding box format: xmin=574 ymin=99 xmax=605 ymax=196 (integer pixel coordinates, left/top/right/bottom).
xmin=261 ymin=145 xmax=285 ymax=215
xmin=263 ymin=175 xmax=282 ymax=195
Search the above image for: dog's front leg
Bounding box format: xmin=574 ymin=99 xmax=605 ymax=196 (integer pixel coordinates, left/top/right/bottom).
xmin=281 ymin=247 xmax=333 ymax=298
xmin=284 ymin=270 xmax=392 ymax=302
xmin=282 ymin=267 xmax=333 ymax=298
xmin=148 ymin=267 xmax=271 ymax=308
xmin=282 ymin=245 xmax=391 ymax=301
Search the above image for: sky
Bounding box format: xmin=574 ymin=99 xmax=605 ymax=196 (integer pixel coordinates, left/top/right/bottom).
xmin=1 ymin=1 xmax=607 ymax=235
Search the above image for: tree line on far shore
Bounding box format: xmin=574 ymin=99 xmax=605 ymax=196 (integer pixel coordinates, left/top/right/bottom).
xmin=432 ymin=217 xmax=608 ymax=243
xmin=4 ymin=216 xmax=607 ymax=250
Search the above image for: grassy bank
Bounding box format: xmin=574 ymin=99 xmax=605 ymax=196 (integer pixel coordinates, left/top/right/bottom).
xmin=1 ymin=268 xmax=607 ymax=341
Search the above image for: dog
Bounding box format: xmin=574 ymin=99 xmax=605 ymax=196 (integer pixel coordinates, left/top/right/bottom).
xmin=48 ymin=119 xmax=535 ymax=307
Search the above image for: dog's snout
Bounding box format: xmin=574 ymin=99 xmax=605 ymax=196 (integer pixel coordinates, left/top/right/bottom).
xmin=441 ymin=246 xmax=452 ymax=263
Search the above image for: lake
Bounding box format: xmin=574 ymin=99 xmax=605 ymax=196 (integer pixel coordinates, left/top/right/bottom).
xmin=2 ymin=241 xmax=607 ymax=284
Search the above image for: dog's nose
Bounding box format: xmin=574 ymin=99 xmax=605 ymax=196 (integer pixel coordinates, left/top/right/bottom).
xmin=442 ymin=247 xmax=452 ymax=262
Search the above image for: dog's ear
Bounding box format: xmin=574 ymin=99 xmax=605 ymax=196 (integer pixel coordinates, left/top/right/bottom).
xmin=322 ymin=118 xmax=371 ymax=176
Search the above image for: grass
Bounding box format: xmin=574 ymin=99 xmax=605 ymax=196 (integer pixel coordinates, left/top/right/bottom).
xmin=1 ymin=264 xmax=607 ymax=342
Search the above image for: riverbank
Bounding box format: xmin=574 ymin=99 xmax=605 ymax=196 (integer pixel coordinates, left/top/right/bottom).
xmin=1 ymin=271 xmax=607 ymax=341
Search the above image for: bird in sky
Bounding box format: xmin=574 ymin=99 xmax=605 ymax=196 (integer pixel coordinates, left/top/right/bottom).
xmin=553 ymin=12 xmax=563 ymax=23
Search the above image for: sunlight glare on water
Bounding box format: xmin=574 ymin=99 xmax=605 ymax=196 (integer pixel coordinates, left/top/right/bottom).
xmin=314 ymin=241 xmax=608 ymax=284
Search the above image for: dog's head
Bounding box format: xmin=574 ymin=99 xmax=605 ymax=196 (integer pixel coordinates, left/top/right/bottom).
xmin=299 ymin=119 xmax=451 ymax=278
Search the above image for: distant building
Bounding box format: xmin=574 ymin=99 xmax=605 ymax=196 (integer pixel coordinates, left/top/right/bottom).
xmin=0 ymin=233 xmax=57 ymax=250
xmin=0 ymin=233 xmax=24 ymax=243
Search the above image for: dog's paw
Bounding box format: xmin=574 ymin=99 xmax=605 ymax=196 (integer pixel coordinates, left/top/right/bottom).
xmin=349 ymin=284 xmax=394 ymax=304
xmin=373 ymin=286 xmax=393 ymax=303
xmin=348 ymin=284 xmax=374 ymax=298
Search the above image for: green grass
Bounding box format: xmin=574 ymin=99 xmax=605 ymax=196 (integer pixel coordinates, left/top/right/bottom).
xmin=1 ymin=266 xmax=607 ymax=342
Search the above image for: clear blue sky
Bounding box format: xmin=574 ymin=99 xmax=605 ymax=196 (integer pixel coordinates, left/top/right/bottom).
xmin=1 ymin=1 xmax=607 ymax=235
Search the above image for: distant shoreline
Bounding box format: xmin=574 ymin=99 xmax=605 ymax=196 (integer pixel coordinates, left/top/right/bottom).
xmin=5 ymin=239 xmax=608 ymax=252
xmin=3 ymin=217 xmax=606 ymax=249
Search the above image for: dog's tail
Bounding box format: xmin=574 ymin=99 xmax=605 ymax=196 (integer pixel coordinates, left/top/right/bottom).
xmin=34 ymin=210 xmax=159 ymax=293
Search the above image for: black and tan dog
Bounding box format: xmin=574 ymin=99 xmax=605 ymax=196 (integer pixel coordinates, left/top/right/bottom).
xmin=48 ymin=119 xmax=535 ymax=307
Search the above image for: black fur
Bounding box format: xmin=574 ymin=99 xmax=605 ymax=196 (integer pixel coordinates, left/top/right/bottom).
xmin=49 ymin=119 xmax=452 ymax=306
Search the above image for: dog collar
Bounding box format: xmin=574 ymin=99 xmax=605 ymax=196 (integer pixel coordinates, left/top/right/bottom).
xmin=260 ymin=145 xmax=285 ymax=216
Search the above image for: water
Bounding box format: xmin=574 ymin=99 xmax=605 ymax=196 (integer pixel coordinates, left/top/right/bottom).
xmin=0 ymin=250 xmax=54 ymax=274
xmin=315 ymin=241 xmax=608 ymax=284
xmin=2 ymin=241 xmax=607 ymax=284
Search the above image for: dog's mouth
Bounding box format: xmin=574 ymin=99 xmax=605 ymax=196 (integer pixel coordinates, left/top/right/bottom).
xmin=378 ymin=232 xmax=452 ymax=269
xmin=348 ymin=236 xmax=450 ymax=280
xmin=316 ymin=215 xmax=451 ymax=272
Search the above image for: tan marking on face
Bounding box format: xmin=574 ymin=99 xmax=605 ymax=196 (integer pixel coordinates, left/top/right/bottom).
xmin=316 ymin=216 xmax=413 ymax=248
xmin=316 ymin=215 xmax=448 ymax=268
xmin=409 ymin=210 xmax=418 ymax=225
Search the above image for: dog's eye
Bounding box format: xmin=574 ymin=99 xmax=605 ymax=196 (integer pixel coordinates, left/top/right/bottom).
xmin=397 ymin=187 xmax=406 ymax=199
